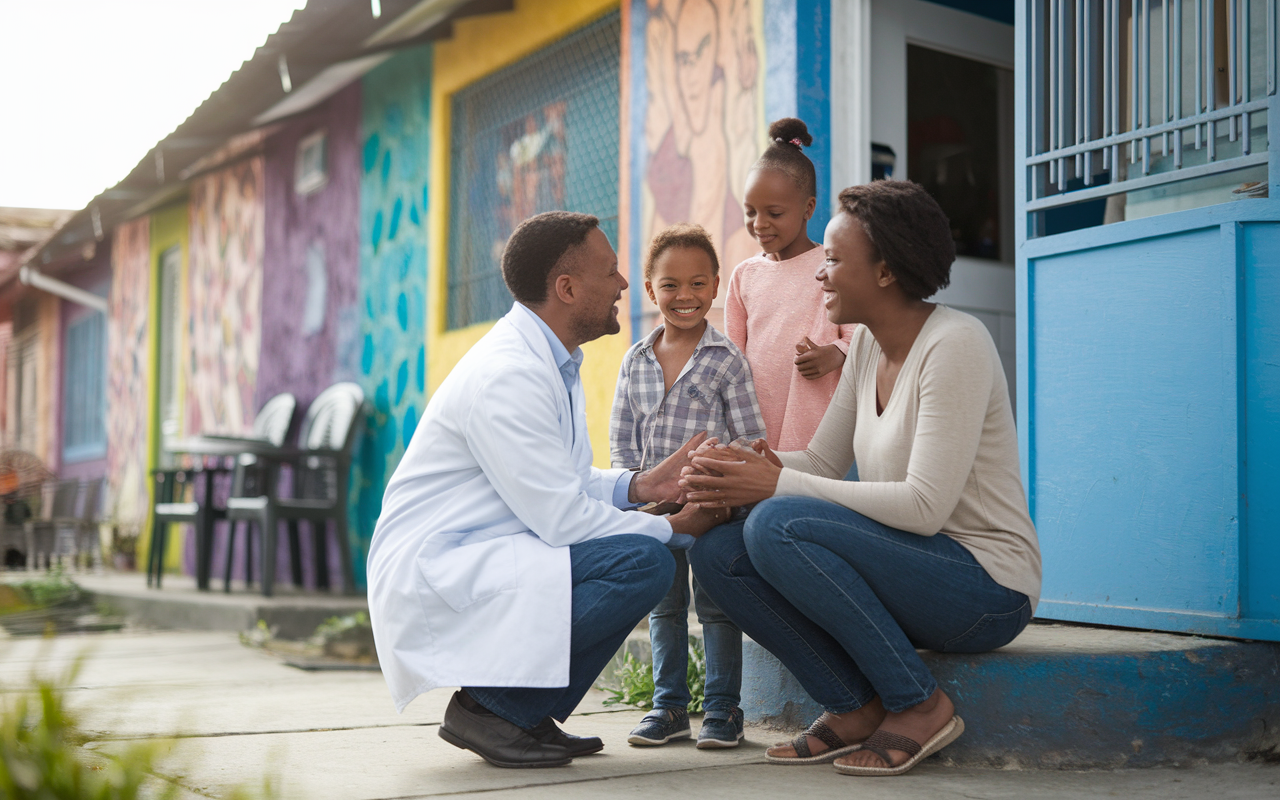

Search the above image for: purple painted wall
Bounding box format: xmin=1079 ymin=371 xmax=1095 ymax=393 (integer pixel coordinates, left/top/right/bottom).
xmin=259 ymin=82 xmax=363 ymax=412
xmin=57 ymin=245 xmax=112 ymax=481
xmin=220 ymin=81 xmax=363 ymax=590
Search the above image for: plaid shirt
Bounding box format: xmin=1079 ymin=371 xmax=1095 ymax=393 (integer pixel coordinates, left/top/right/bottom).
xmin=610 ymin=323 xmax=766 ymax=470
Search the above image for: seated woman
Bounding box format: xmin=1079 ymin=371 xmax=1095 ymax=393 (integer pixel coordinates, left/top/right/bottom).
xmin=680 ymin=180 xmax=1041 ymax=777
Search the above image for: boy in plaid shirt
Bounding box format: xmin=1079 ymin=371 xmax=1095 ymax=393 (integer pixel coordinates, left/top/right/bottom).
xmin=610 ymin=224 xmax=765 ymax=749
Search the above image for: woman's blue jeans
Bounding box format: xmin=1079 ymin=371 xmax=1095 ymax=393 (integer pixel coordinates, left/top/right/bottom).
xmin=689 ymin=496 xmax=1031 ymax=713
xmin=649 ymin=548 xmax=742 ymax=717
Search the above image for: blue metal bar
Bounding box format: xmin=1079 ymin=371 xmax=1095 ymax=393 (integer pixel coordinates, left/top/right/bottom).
xmin=1025 ymin=150 xmax=1270 ymax=209
xmin=1026 ymin=96 xmax=1270 ymax=162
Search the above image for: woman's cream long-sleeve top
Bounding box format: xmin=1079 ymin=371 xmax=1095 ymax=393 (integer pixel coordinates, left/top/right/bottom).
xmin=774 ymin=305 xmax=1042 ymax=609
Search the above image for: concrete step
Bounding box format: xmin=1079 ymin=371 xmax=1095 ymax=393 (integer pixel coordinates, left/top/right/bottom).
xmin=68 ymin=570 xmax=367 ymax=640
xmin=741 ymin=622 xmax=1280 ymax=769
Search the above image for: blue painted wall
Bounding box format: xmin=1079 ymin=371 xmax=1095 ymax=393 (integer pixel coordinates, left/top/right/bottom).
xmin=355 ymin=45 xmax=433 ymax=586
xmin=1020 ymin=202 xmax=1280 ymax=640
xmin=764 ymin=0 xmax=831 ymax=241
xmin=1243 ymin=222 xmax=1280 ymax=622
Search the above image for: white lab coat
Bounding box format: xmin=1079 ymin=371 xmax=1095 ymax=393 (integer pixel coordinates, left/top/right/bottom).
xmin=368 ymin=304 xmax=673 ymax=712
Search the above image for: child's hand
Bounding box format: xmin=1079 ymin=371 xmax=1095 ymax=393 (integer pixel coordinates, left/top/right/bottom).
xmin=794 ymin=337 xmax=846 ymax=380
xmin=749 ymin=438 xmax=783 ymax=468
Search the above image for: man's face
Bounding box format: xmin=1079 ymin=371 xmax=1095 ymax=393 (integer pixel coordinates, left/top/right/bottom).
xmin=567 ymin=228 xmax=627 ymax=344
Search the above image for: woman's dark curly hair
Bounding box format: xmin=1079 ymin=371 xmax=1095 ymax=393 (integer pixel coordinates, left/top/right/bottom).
xmin=837 ymin=181 xmax=954 ymax=300
xmin=644 ymin=223 xmax=720 ymax=281
xmin=753 ymin=118 xmax=817 ymax=197
xmin=501 ymin=211 xmax=600 ymax=304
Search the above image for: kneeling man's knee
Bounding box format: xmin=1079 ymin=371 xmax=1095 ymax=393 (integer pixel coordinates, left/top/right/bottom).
xmin=631 ymin=537 xmax=676 ymax=607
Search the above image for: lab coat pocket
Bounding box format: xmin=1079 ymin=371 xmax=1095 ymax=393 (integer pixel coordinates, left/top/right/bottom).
xmin=417 ymin=535 xmax=518 ymax=613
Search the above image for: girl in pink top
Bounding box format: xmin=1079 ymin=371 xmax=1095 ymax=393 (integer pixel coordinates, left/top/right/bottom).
xmin=726 ymin=118 xmax=856 ymax=451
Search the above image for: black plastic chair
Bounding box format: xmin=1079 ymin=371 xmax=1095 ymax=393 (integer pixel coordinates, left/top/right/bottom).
xmin=150 ymin=393 xmax=297 ymax=589
xmin=225 ymin=383 xmax=366 ymax=597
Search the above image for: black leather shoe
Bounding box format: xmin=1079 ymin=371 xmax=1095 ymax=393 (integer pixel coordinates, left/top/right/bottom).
xmin=529 ymin=717 xmax=604 ymax=756
xmin=438 ymin=691 xmax=572 ymax=768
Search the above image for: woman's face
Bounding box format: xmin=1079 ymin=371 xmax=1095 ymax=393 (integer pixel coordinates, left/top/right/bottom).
xmin=817 ymin=211 xmax=884 ymax=326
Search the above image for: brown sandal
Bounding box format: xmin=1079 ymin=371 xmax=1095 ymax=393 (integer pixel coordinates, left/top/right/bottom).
xmin=764 ymin=714 xmax=862 ymax=765
xmin=832 ymin=715 xmax=965 ymax=776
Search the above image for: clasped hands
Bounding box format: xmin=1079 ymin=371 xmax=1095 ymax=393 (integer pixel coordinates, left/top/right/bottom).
xmin=629 ymin=432 xmax=781 ymax=538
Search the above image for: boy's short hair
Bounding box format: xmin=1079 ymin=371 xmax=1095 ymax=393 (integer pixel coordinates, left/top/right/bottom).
xmin=644 ymin=223 xmax=721 ymax=281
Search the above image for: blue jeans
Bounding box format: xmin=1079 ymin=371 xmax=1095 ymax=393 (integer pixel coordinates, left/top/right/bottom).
xmin=649 ymin=548 xmax=743 ymax=717
xmin=689 ymin=497 xmax=1031 ymax=713
xmin=468 ymin=534 xmax=675 ymax=729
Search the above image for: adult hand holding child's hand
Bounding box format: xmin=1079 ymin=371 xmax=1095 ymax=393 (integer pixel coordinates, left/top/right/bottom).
xmin=680 ymin=439 xmax=781 ymax=508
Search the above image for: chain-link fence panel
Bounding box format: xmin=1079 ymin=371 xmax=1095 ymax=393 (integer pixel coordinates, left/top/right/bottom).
xmin=446 ymin=11 xmax=622 ymax=330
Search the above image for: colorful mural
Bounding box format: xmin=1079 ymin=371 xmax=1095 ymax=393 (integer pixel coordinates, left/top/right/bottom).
xmin=106 ymin=216 xmax=151 ymax=535
xmin=356 ymin=45 xmax=432 ymax=584
xmin=639 ymin=0 xmax=762 ymax=277
xmin=186 ymin=158 xmax=265 ymax=436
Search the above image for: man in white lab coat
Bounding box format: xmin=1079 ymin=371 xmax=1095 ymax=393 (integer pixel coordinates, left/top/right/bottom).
xmin=368 ymin=211 xmax=724 ymax=768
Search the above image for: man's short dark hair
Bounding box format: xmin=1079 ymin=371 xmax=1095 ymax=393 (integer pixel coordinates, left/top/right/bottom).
xmin=501 ymin=211 xmax=600 ymax=304
xmin=837 ymin=181 xmax=954 ymax=300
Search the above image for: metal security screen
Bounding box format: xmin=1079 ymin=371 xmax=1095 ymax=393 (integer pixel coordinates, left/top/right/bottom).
xmin=1026 ymin=0 xmax=1277 ymax=218
xmin=446 ymin=11 xmax=621 ymax=329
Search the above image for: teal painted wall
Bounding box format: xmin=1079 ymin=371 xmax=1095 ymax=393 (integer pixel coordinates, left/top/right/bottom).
xmin=354 ymin=45 xmax=432 ymax=585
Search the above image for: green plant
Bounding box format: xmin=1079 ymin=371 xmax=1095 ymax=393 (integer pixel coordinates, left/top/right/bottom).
xmin=0 ymin=656 xmax=275 ymax=799
xmin=311 ymin=611 xmax=369 ymax=643
xmin=599 ymin=636 xmax=707 ymax=713
xmin=239 ymin=619 xmax=275 ymax=649
xmin=13 ymin=568 xmax=79 ymax=609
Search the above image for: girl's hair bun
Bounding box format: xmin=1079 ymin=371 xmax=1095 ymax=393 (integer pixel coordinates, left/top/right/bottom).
xmin=768 ymin=118 xmax=813 ymax=148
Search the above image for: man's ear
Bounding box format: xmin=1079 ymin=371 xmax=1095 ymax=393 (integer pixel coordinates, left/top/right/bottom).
xmin=552 ymin=271 xmax=575 ymax=304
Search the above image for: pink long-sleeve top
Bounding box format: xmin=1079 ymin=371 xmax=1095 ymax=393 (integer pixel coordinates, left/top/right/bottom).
xmin=725 ymin=245 xmax=857 ymax=451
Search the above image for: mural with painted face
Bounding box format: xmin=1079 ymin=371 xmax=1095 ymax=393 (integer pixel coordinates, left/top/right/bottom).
xmin=642 ymin=0 xmax=761 ymax=332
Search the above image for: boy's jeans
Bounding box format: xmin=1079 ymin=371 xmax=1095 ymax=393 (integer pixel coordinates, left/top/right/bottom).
xmin=649 ymin=547 xmax=743 ymax=718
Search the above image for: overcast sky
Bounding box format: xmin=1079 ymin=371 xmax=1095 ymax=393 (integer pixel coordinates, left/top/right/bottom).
xmin=0 ymin=0 xmax=309 ymax=211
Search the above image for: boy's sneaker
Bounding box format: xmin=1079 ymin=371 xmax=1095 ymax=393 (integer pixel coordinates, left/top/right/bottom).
xmin=627 ymin=707 xmax=691 ymax=746
xmin=696 ymin=707 xmax=745 ymax=749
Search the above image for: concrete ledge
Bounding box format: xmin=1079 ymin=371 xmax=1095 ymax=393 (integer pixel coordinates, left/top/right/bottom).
xmin=741 ymin=622 xmax=1280 ymax=768
xmin=73 ymin=572 xmax=367 ymax=640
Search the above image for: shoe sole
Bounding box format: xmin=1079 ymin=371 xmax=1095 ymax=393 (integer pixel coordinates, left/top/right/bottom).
xmin=627 ymin=728 xmax=692 ymax=746
xmin=696 ymin=732 xmax=744 ymax=749
xmin=439 ymin=725 xmax=573 ymax=768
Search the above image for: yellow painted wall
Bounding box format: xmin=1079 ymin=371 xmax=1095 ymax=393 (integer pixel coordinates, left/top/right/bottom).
xmin=143 ymin=201 xmax=189 ymax=572
xmin=427 ymin=0 xmax=628 ymax=467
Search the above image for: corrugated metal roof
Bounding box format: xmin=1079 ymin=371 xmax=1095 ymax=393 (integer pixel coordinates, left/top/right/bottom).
xmin=21 ymin=0 xmax=510 ymax=275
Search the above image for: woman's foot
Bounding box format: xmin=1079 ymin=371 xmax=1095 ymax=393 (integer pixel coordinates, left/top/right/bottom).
xmin=764 ymin=697 xmax=886 ymax=760
xmin=833 ymin=688 xmax=955 ymax=769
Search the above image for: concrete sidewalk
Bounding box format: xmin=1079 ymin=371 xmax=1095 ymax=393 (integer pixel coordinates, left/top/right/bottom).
xmin=1 ymin=628 xmax=1276 ymax=799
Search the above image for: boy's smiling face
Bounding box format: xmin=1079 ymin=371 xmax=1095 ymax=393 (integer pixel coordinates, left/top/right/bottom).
xmin=646 ymin=246 xmax=719 ymax=333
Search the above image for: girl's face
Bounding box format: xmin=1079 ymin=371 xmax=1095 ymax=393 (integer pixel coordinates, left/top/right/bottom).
xmin=817 ymin=211 xmax=885 ymax=326
xmin=743 ymin=168 xmax=816 ymax=261
xmin=646 ymin=246 xmax=720 ymax=332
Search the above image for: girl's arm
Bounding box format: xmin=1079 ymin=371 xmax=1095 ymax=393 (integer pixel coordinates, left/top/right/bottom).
xmin=725 ymin=267 xmax=748 ymax=353
xmin=721 ymin=355 xmax=767 ymax=443
xmin=609 ymin=357 xmax=643 ymax=469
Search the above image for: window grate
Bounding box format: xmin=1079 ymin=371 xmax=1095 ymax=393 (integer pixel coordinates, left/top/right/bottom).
xmin=445 ymin=11 xmax=621 ymax=330
xmin=1027 ymin=0 xmax=1276 ymax=216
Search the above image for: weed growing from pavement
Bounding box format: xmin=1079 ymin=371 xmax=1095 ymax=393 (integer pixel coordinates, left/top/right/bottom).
xmin=0 ymin=654 xmax=274 ymax=799
xmin=599 ymin=636 xmax=707 ymax=713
